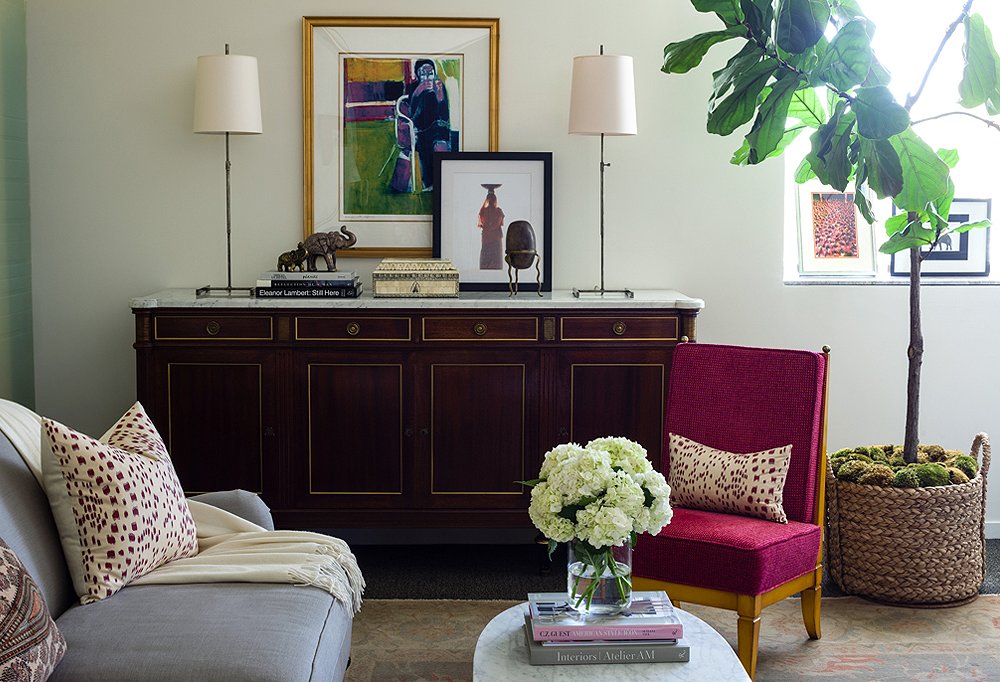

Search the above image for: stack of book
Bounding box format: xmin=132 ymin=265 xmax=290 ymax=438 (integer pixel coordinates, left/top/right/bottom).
xmin=524 ymin=591 xmax=689 ymax=666
xmin=254 ymin=271 xmax=363 ymax=298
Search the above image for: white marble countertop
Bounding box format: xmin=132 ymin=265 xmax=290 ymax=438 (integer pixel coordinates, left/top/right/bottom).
xmin=130 ymin=289 xmax=705 ymax=311
xmin=472 ymin=603 xmax=749 ymax=681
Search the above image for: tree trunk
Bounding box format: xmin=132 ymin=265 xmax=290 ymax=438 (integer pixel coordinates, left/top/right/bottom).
xmin=903 ymin=227 xmax=923 ymax=464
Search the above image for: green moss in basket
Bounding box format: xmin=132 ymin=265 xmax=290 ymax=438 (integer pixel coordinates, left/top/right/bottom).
xmin=952 ymin=455 xmax=979 ymax=479
xmin=889 ymin=455 xmax=906 ymax=469
xmin=830 ymin=452 xmax=872 ymax=475
xmin=912 ymin=463 xmax=951 ymax=487
xmin=837 ymin=460 xmax=873 ymax=483
xmin=947 ymin=467 xmax=971 ymax=485
xmin=893 ymin=468 xmax=921 ymax=488
xmin=857 ymin=464 xmax=895 ymax=487
xmin=919 ymin=444 xmax=949 ymax=462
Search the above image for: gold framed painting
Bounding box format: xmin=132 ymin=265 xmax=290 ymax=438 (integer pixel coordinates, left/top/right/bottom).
xmin=303 ymin=17 xmax=499 ymax=258
xmin=795 ymin=181 xmax=877 ymax=275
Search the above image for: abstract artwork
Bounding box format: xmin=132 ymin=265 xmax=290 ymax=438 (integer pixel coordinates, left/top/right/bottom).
xmin=304 ymin=17 xmax=498 ymax=258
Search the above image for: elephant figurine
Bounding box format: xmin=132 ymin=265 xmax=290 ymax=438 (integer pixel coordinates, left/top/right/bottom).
xmin=276 ymin=242 xmax=307 ymax=272
xmin=302 ymin=226 xmax=358 ymax=271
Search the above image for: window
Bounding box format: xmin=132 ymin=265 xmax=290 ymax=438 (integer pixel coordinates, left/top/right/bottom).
xmin=784 ymin=1 xmax=1000 ymax=283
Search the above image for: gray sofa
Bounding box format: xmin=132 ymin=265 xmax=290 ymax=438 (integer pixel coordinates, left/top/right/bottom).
xmin=0 ymin=429 xmax=353 ymax=681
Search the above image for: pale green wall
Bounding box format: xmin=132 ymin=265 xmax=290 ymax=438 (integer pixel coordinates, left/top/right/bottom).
xmin=0 ymin=0 xmax=32 ymax=406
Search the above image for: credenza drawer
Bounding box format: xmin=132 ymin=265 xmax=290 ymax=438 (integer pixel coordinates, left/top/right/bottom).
xmin=154 ymin=316 xmax=273 ymax=341
xmin=560 ymin=316 xmax=678 ymax=341
xmin=295 ymin=316 xmax=412 ymax=341
xmin=422 ymin=316 xmax=539 ymax=341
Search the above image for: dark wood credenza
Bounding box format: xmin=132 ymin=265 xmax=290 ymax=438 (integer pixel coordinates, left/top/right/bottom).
xmin=132 ymin=289 xmax=703 ymax=530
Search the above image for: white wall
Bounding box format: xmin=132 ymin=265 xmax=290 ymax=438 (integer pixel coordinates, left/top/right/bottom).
xmin=26 ymin=1 xmax=1000 ymax=530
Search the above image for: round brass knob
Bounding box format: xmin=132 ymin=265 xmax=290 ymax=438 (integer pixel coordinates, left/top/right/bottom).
xmin=473 ymin=322 xmax=488 ymax=337
xmin=206 ymin=321 xmax=221 ymax=336
xmin=346 ymin=322 xmax=361 ymax=336
xmin=612 ymin=321 xmax=627 ymax=336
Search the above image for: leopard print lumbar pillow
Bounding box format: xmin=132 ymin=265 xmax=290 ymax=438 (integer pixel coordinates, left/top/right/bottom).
xmin=667 ymin=433 xmax=792 ymax=523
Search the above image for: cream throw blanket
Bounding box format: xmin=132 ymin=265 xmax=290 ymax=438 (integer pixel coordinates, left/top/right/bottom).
xmin=0 ymin=399 xmax=364 ymax=613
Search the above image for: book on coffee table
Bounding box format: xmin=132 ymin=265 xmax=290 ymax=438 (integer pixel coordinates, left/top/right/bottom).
xmin=527 ymin=591 xmax=683 ymax=641
xmin=523 ymin=616 xmax=690 ymax=666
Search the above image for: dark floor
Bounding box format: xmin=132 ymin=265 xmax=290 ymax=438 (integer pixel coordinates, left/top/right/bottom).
xmin=351 ymin=539 xmax=1000 ymax=600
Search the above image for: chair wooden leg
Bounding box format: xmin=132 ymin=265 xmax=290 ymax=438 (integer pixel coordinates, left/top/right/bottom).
xmin=801 ymin=568 xmax=823 ymax=640
xmin=736 ymin=595 xmax=762 ymax=680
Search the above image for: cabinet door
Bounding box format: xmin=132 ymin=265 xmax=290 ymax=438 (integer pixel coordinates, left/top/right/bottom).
xmin=414 ymin=351 xmax=539 ymax=510
xmin=552 ymin=349 xmax=672 ymax=471
xmin=292 ymin=352 xmax=411 ymax=509
xmin=145 ymin=349 xmax=277 ymax=498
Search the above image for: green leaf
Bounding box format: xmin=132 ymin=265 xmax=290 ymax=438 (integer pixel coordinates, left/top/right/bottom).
xmin=746 ymin=75 xmax=804 ymax=161
xmin=854 ymin=180 xmax=875 ymax=224
xmin=817 ymin=19 xmax=873 ymax=90
xmin=515 ymin=478 xmax=543 ymax=487
xmin=732 ymin=125 xmax=804 ymax=164
xmin=708 ymin=58 xmax=779 ymax=135
xmin=858 ymin=138 xmax=903 ymax=199
xmin=692 ymin=0 xmax=745 ymax=25
xmin=890 ymin=128 xmax=951 ymax=211
xmin=788 ymin=87 xmax=827 ymax=127
xmin=959 ymin=14 xmax=1000 ymax=110
xmin=864 ymin=57 xmax=892 ymax=87
xmin=884 ymin=212 xmax=910 ymax=236
xmin=931 ymin=177 xmax=956 ymax=229
xmin=710 ymin=43 xmax=766 ymax=111
xmin=880 ymin=234 xmax=929 ymax=255
xmin=794 ymin=156 xmax=817 ymax=182
xmin=663 ymin=26 xmax=747 ymax=74
xmin=853 ymin=86 xmax=909 ymax=140
xmin=832 ymin=0 xmax=865 ymax=23
xmin=776 ymin=0 xmax=831 ymax=54
xmin=740 ymin=0 xmax=774 ymax=39
xmin=547 ymin=539 xmax=559 ymax=559
xmin=937 ymin=148 xmax=959 ymax=169
xmin=805 ymin=100 xmax=855 ymax=190
xmin=949 ymin=219 xmax=992 ymax=234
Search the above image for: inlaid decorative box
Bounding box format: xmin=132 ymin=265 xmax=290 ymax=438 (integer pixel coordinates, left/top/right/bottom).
xmin=372 ymin=258 xmax=460 ymax=298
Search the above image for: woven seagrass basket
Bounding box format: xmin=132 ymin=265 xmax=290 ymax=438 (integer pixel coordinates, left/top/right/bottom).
xmin=826 ymin=433 xmax=991 ymax=606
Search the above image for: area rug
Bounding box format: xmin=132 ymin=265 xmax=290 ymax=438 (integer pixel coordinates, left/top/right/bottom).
xmin=345 ymin=596 xmax=1000 ymax=681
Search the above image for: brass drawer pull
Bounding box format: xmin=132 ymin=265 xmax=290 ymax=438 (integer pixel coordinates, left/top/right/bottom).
xmin=473 ymin=322 xmax=488 ymax=337
xmin=346 ymin=322 xmax=361 ymax=336
xmin=206 ymin=321 xmax=221 ymax=336
xmin=612 ymin=321 xmax=627 ymax=336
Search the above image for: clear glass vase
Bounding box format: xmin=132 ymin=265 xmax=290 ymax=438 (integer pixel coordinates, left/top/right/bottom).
xmin=566 ymin=540 xmax=633 ymax=615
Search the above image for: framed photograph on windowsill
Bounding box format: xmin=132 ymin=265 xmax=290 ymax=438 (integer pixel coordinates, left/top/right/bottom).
xmin=890 ymin=198 xmax=991 ymax=277
xmin=796 ymin=182 xmax=877 ymax=275
xmin=302 ymin=17 xmax=499 ymax=258
xmin=433 ymin=152 xmax=553 ymax=292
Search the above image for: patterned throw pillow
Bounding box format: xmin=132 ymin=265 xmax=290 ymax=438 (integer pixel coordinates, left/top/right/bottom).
xmin=41 ymin=403 xmax=198 ymax=604
xmin=0 ymin=537 xmax=67 ymax=680
xmin=667 ymin=433 xmax=792 ymax=523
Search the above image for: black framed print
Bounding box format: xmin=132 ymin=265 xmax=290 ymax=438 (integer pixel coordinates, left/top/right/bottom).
xmin=433 ymin=152 xmax=553 ymax=292
xmin=890 ymin=198 xmax=991 ymax=277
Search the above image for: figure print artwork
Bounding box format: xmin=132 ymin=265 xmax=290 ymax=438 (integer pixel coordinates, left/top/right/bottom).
xmin=303 ymin=17 xmax=498 ymax=258
xmin=796 ymin=181 xmax=876 ymax=275
xmin=434 ymin=152 xmax=552 ymax=292
xmin=342 ymin=56 xmax=461 ymax=220
xmin=478 ymin=184 xmax=504 ymax=269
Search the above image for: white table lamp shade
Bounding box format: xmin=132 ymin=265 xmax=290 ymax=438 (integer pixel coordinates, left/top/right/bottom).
xmin=568 ymin=54 xmax=637 ymax=136
xmin=193 ymin=54 xmax=262 ymax=134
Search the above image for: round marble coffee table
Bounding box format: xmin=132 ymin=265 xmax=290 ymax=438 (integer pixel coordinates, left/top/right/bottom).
xmin=473 ymin=603 xmax=750 ymax=681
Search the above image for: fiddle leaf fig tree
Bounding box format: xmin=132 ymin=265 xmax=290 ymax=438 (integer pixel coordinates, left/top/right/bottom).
xmin=664 ymin=0 xmax=998 ymax=463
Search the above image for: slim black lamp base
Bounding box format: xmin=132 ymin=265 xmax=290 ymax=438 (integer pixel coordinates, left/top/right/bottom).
xmin=572 ymin=286 xmax=634 ymax=299
xmin=195 ymin=285 xmax=254 ymax=297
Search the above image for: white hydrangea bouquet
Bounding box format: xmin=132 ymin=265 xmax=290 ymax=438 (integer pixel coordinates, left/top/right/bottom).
xmin=522 ymin=437 xmax=672 ymax=612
